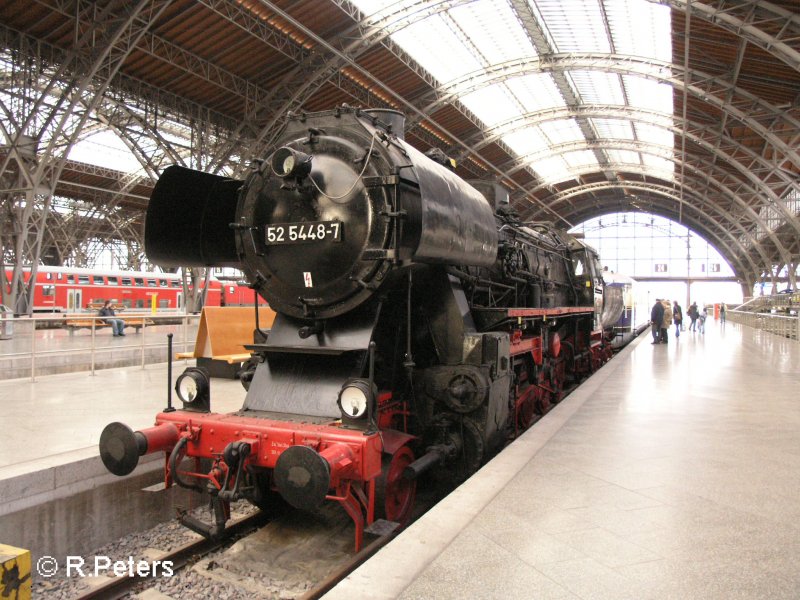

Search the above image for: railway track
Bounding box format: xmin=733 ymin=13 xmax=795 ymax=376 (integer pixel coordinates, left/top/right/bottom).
xmin=73 ymin=511 xmax=267 ymax=600
xmin=72 ymin=507 xmax=400 ymax=600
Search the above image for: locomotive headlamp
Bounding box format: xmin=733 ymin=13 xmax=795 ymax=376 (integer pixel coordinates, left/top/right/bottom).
xmin=271 ymin=147 xmax=313 ymax=179
xmin=175 ymin=367 xmax=210 ymax=412
xmin=337 ymin=378 xmax=375 ymax=420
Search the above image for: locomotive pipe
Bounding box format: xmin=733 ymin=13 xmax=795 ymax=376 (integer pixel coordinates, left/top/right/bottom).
xmin=402 ymin=441 xmax=460 ymax=481
xmin=165 ymin=333 xmax=175 ymax=412
xmin=100 ymin=422 xmax=180 ymax=476
xmin=273 ymin=443 xmax=355 ymax=511
xmin=168 ymin=436 xmax=206 ymax=494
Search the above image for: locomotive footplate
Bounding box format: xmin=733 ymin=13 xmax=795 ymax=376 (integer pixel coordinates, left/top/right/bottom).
xmin=473 ymin=306 xmax=595 ymax=329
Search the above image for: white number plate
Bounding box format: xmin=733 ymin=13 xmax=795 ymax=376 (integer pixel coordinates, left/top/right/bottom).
xmin=265 ymin=221 xmax=342 ymax=245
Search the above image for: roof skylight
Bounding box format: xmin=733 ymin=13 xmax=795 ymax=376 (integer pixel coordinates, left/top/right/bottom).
xmin=349 ymin=0 xmax=674 ymax=186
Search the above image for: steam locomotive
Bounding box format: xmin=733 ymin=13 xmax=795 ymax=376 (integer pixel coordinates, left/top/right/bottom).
xmin=99 ymin=107 xmax=621 ymax=550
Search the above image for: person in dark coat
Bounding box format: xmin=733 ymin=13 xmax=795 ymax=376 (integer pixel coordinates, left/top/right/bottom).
xmin=687 ymin=302 xmax=699 ymax=331
xmin=673 ymin=301 xmax=683 ymax=337
xmin=99 ymin=300 xmax=126 ymax=336
xmin=651 ymin=299 xmax=664 ymax=344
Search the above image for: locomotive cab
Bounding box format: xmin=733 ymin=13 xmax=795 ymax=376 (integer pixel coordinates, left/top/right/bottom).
xmin=568 ymin=241 xmax=605 ymax=330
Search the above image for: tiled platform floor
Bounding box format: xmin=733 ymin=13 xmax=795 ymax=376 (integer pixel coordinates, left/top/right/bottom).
xmin=329 ymin=321 xmax=800 ymax=599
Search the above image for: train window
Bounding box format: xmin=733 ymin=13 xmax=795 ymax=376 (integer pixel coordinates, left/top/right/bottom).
xmin=159 ymin=279 xmax=168 ymax=287
xmin=45 ymin=272 xmax=52 ymax=280
xmin=147 ymin=279 xmax=157 ymax=287
xmin=121 ymin=277 xmax=132 ymax=286
xmin=122 ymin=299 xmax=132 ymax=308
xmin=57 ymin=273 xmax=63 ymax=280
xmin=42 ymin=285 xmax=55 ymax=297
xmin=93 ymin=276 xmax=105 ymax=285
xmin=134 ymin=278 xmax=144 ymax=286
xmin=229 ymin=286 xmax=235 ymax=294
xmin=78 ymin=275 xmax=90 ymax=285
xmin=136 ymin=299 xmax=144 ymax=308
xmin=107 ymin=276 xmax=118 ymax=285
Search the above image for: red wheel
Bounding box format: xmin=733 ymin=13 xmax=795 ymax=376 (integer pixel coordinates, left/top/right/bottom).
xmin=376 ymin=446 xmax=416 ymax=526
xmin=535 ymin=369 xmax=553 ymax=414
xmin=515 ymin=383 xmax=539 ymax=431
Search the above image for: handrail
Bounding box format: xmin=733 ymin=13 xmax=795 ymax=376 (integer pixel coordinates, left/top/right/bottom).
xmin=0 ymin=312 xmax=202 ymax=382
xmin=735 ymin=292 xmax=800 ymax=313
xmin=728 ymin=309 xmax=800 ymax=342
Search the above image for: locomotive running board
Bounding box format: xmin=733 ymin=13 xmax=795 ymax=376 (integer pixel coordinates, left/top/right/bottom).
xmin=473 ymin=306 xmax=595 ymax=329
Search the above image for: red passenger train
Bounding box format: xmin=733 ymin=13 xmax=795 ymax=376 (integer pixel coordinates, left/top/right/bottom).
xmin=3 ymin=266 xmax=262 ymax=313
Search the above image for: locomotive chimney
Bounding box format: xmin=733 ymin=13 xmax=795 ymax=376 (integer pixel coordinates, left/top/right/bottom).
xmin=363 ymin=109 xmax=406 ymax=139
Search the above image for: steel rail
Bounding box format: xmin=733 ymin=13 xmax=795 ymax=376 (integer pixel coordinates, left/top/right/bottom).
xmin=74 ymin=511 xmax=269 ymax=600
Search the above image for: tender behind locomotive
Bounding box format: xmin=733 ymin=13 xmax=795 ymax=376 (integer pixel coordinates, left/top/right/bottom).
xmin=102 ymin=107 xmax=614 ymax=550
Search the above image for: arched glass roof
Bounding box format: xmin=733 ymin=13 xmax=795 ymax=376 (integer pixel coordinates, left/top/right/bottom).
xmin=349 ymin=0 xmax=674 ymax=186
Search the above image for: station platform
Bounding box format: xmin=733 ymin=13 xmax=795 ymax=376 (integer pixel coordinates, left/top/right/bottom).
xmin=0 ymin=360 xmax=246 ymax=563
xmin=328 ymin=321 xmax=800 ymax=599
xmin=2 ymin=320 xmax=797 ymax=598
xmin=0 ymin=361 xmax=244 ymax=474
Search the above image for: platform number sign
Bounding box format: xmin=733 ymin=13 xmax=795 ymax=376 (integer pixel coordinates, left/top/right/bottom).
xmin=304 ymin=272 xmax=313 ymax=288
xmin=654 ymin=263 xmax=668 ymax=273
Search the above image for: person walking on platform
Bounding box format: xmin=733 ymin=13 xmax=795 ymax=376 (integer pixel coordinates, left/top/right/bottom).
xmin=673 ymin=301 xmax=683 ymax=337
xmin=99 ymin=300 xmax=126 ymax=336
xmin=651 ymin=299 xmax=664 ymax=344
xmin=661 ymin=299 xmax=672 ymax=344
xmin=687 ymin=301 xmax=699 ymax=331
xmin=720 ymin=302 xmax=726 ymax=323
xmin=698 ymin=306 xmax=707 ymax=334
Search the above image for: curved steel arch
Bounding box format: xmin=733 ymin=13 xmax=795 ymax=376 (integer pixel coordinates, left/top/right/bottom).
xmin=458 ymin=105 xmax=669 ymax=154
xmin=468 ymin=104 xmax=800 ymax=195
xmin=416 ymin=53 xmax=800 ymax=167
xmin=459 ymin=105 xmax=800 ymax=199
xmin=504 ymin=138 xmax=678 ymax=175
xmin=577 ymin=212 xmax=696 ymax=239
xmin=540 ymin=180 xmax=770 ymax=281
xmin=514 ymin=137 xmax=800 ymax=247
xmin=566 ymin=205 xmax=756 ymax=286
xmin=540 ymin=174 xmax=777 ymax=274
xmin=525 ymin=157 xmax=791 ymax=269
xmin=478 ymin=104 xmax=800 ymax=237
xmin=552 ymin=181 xmax=771 ymax=282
